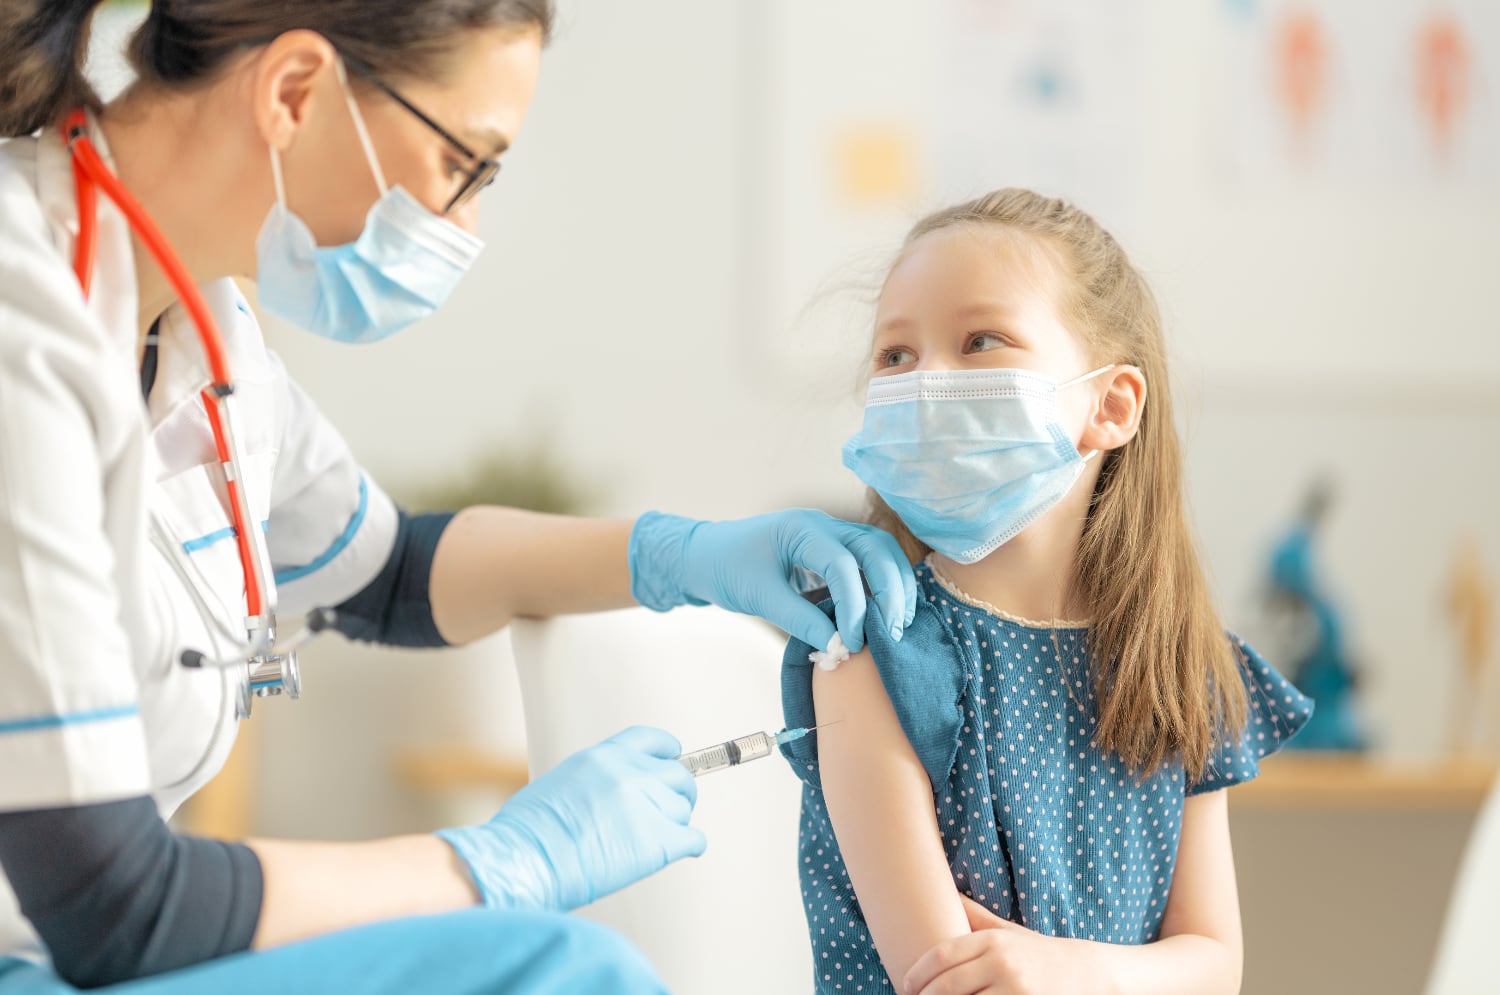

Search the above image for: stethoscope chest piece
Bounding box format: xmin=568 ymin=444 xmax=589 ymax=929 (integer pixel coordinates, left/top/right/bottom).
xmin=241 ymin=641 xmax=302 ymax=720
xmin=183 ymin=608 xmax=335 ymax=719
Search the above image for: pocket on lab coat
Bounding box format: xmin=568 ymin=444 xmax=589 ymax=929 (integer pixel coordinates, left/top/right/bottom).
xmin=141 ymin=453 xmax=273 ymax=794
xmin=153 ymin=452 xmax=276 ymax=632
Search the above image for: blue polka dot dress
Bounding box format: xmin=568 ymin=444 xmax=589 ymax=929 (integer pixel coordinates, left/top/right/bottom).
xmin=779 ymin=559 xmax=1314 ymax=993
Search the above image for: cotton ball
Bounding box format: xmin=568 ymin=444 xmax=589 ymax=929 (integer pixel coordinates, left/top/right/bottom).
xmin=808 ymin=633 xmax=851 ymax=671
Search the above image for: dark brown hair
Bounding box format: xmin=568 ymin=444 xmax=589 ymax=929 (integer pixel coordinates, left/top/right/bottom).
xmin=0 ymin=0 xmax=554 ymax=138
xmin=870 ymin=188 xmax=1248 ymax=785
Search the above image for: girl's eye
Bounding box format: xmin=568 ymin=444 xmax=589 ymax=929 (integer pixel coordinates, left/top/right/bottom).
xmin=877 ymin=347 xmax=916 ymax=369
xmin=965 ymin=332 xmax=1008 ymax=354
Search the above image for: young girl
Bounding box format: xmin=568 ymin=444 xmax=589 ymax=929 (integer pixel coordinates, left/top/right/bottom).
xmin=780 ymin=188 xmax=1312 ymax=995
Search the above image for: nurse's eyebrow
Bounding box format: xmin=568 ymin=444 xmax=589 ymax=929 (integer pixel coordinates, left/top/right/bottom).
xmin=465 ymin=128 xmax=510 ymax=157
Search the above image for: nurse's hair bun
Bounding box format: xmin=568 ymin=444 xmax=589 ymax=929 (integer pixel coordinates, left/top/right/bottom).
xmin=1 ymin=0 xmax=564 ymax=140
xmin=125 ymin=1 xmax=556 ymax=91
xmin=0 ymin=0 xmax=559 ymax=140
xmin=0 ymin=0 xmax=109 ymax=138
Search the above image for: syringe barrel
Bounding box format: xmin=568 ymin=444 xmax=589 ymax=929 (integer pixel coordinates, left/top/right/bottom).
xmin=728 ymin=731 xmax=774 ymax=763
xmin=678 ymin=743 xmax=733 ymax=777
xmin=678 ymin=731 xmax=775 ymax=777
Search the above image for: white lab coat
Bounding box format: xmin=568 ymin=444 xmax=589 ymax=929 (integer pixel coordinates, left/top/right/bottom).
xmin=0 ymin=120 xmax=401 ymax=962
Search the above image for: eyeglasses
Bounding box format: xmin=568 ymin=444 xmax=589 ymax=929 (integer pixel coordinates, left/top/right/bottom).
xmin=342 ymin=56 xmax=502 ymax=215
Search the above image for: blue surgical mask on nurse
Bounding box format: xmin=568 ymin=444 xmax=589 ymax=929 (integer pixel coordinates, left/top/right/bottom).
xmin=255 ymin=58 xmax=485 ymax=344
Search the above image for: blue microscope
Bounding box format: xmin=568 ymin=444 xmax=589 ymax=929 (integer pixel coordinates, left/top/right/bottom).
xmin=1267 ymin=483 xmax=1368 ymax=751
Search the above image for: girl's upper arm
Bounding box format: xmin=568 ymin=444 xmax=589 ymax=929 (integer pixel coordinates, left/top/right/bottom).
xmin=813 ymin=648 xmax=969 ymax=985
xmin=1159 ymin=789 xmax=1244 ymax=972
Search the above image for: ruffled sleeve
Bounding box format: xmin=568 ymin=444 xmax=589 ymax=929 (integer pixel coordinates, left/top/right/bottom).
xmin=779 ymin=596 xmax=969 ymax=791
xmin=1189 ymin=633 xmax=1315 ymax=795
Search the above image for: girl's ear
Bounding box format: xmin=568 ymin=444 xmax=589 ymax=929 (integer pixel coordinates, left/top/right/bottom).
xmin=1078 ymin=365 xmax=1146 ymax=454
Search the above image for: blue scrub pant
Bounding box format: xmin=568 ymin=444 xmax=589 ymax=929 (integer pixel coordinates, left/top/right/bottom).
xmin=0 ymin=909 xmax=667 ymax=994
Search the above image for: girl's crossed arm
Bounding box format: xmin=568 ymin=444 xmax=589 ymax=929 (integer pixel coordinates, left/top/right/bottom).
xmin=902 ymin=789 xmax=1244 ymax=995
xmin=816 ymin=651 xmax=1244 ymax=995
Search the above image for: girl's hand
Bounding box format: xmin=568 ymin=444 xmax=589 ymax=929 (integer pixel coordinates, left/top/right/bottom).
xmin=902 ymin=895 xmax=1109 ymax=995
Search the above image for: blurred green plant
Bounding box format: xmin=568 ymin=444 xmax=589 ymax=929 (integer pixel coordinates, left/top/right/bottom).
xmin=398 ymin=440 xmax=596 ymax=517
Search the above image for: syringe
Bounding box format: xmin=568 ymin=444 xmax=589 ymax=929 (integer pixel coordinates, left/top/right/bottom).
xmin=677 ymin=725 xmax=832 ymax=778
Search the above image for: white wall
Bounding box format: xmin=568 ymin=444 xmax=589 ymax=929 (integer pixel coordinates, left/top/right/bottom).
xmin=264 ymin=1 xmax=771 ymax=517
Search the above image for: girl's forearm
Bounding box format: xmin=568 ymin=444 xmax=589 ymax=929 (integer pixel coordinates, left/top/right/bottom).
xmin=1078 ymin=932 xmax=1241 ymax=995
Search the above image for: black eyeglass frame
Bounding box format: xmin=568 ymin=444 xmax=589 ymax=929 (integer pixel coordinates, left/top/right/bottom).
xmin=342 ymin=55 xmax=501 ymax=215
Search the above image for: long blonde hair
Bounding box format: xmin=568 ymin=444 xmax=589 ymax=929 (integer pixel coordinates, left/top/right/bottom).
xmin=869 ymin=188 xmax=1246 ymax=784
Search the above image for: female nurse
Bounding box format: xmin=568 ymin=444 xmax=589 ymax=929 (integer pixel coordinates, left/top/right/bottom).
xmin=0 ymin=1 xmax=917 ymax=991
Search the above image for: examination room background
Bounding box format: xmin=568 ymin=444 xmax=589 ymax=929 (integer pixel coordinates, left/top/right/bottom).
xmin=81 ymin=2 xmax=1500 ymax=994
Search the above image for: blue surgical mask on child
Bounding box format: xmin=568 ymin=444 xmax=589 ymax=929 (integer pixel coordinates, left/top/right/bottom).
xmin=842 ymin=364 xmax=1117 ymax=564
xmin=255 ymin=59 xmax=485 ymax=344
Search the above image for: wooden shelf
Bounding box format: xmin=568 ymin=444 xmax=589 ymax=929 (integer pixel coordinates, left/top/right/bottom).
xmin=394 ymin=747 xmax=1498 ymax=811
xmin=1230 ymin=753 xmax=1498 ymax=810
xmin=395 ymin=747 xmax=531 ymax=794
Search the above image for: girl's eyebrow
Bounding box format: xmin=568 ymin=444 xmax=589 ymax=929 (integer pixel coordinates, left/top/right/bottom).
xmin=949 ymin=300 xmax=1017 ymax=321
xmin=876 ymin=301 xmax=1020 ymax=334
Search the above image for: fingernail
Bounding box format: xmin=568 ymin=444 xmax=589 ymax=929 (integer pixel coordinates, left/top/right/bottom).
xmin=890 ymin=623 xmax=904 ymax=641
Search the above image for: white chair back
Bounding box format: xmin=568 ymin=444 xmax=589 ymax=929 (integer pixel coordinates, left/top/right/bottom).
xmin=510 ymin=607 xmax=814 ymax=995
xmin=1426 ymin=775 xmax=1500 ymax=995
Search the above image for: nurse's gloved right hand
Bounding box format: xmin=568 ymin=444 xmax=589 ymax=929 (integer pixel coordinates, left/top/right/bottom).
xmin=436 ymin=726 xmax=705 ymax=913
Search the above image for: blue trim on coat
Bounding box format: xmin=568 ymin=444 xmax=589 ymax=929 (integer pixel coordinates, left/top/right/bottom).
xmin=181 ymin=520 xmax=269 ymax=554
xmin=273 ymin=476 xmax=370 ymax=586
xmin=0 ymin=704 xmax=139 ymax=736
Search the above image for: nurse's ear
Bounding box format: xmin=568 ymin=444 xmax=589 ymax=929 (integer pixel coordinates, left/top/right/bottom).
xmin=249 ymin=30 xmax=342 ymax=153
xmin=1078 ymin=365 xmax=1146 ymax=454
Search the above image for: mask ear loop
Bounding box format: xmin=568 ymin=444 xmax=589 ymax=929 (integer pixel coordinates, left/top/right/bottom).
xmin=268 ymin=144 xmax=287 ymax=208
xmin=1060 ymin=364 xmax=1121 ymax=463
xmin=334 ymin=57 xmax=389 ymax=196
xmin=1058 ymin=363 xmax=1118 ymax=390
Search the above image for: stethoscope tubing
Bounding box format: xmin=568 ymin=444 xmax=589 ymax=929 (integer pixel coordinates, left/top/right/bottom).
xmin=63 ymin=109 xmax=274 ymax=629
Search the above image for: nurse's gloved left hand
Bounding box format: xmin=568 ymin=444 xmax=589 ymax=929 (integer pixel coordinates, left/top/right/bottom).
xmin=437 ymin=726 xmax=705 ymax=913
xmin=629 ymin=509 xmax=918 ymax=654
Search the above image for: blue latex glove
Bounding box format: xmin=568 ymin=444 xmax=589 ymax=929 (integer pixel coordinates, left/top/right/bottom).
xmin=437 ymin=726 xmax=705 ymax=913
xmin=629 ymin=509 xmax=918 ymax=653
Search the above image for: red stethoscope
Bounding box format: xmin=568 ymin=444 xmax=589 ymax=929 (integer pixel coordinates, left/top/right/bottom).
xmin=63 ymin=109 xmax=332 ymax=717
